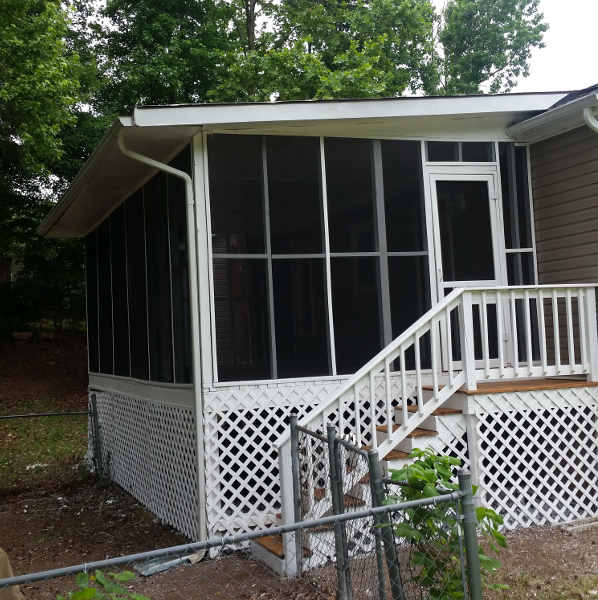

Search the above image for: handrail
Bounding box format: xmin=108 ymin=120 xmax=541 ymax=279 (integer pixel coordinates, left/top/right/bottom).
xmin=277 ymin=287 xmax=464 ymax=448
xmin=278 ymin=283 xmax=598 ymax=449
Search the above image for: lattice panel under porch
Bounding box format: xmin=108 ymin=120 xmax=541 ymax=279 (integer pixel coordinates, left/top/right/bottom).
xmin=91 ymin=392 xmax=199 ymax=540
xmin=203 ymin=374 xmax=414 ymax=540
xmin=472 ymin=387 xmax=598 ymax=529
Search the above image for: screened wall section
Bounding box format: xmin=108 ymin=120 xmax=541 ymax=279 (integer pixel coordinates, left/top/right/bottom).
xmin=85 ymin=146 xmax=193 ymax=383
xmin=208 ymin=135 xmax=430 ymax=383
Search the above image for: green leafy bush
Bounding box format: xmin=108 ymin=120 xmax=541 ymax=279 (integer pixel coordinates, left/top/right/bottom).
xmin=388 ymin=448 xmax=507 ymax=599
xmin=56 ymin=570 xmax=150 ymax=600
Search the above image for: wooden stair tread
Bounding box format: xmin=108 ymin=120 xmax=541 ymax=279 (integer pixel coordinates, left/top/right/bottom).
xmin=344 ymin=493 xmax=366 ymax=508
xmin=363 ymin=445 xmax=410 ymax=461
xmin=253 ymin=534 xmax=311 ymax=558
xmin=375 ymin=425 xmax=438 ymax=438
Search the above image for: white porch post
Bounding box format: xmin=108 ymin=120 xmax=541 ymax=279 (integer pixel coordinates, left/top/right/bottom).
xmin=584 ymin=287 xmax=598 ymax=381
xmin=279 ymin=441 xmax=298 ymax=577
xmin=464 ymin=411 xmax=483 ymax=507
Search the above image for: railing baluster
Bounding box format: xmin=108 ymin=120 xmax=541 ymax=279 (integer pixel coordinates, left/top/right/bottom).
xmin=537 ymin=289 xmax=548 ymax=375
xmin=400 ymin=347 xmax=408 ymax=428
xmin=415 ymin=335 xmax=423 ymax=414
xmin=369 ymin=370 xmax=377 ymax=448
xmin=446 ymin=307 xmax=454 ymax=386
xmin=481 ymin=292 xmax=490 ymax=378
xmin=496 ymin=291 xmax=504 ymax=377
xmin=384 ymin=358 xmax=392 ymax=444
xmin=578 ymin=289 xmax=588 ymax=370
xmin=353 ymin=385 xmax=362 ymax=449
xmin=524 ymin=290 xmax=533 ymax=376
xmin=337 ymin=396 xmax=345 ymax=438
xmin=510 ymin=291 xmax=519 ymax=373
xmin=552 ymin=290 xmax=561 ymax=373
xmin=431 ymin=322 xmax=439 ymax=397
xmin=583 ymin=287 xmax=598 ymax=380
xmin=566 ymin=289 xmax=575 ymax=370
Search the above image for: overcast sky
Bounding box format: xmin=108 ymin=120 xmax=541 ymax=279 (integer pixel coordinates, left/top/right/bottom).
xmin=513 ymin=0 xmax=598 ymax=92
xmin=432 ymin=0 xmax=597 ymax=93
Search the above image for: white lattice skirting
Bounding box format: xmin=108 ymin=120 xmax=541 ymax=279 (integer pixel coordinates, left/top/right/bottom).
xmin=91 ymin=391 xmax=199 ymax=540
xmin=472 ymin=387 xmax=598 ymax=529
xmin=203 ymin=374 xmax=414 ymax=539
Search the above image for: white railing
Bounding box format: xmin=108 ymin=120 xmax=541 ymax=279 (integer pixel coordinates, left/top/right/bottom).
xmin=278 ymin=284 xmax=598 ymax=573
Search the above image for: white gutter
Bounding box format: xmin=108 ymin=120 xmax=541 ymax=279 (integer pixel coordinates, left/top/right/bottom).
xmin=117 ymin=131 xmax=207 ymax=544
xmin=507 ymin=92 xmax=598 ymax=143
xmin=583 ymin=106 xmax=598 ymax=134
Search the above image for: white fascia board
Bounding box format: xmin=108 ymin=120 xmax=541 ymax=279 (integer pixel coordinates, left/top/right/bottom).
xmin=132 ymin=93 xmax=567 ymax=128
xmin=38 ymin=119 xmax=125 ymax=236
xmin=507 ymin=92 xmax=598 ymax=143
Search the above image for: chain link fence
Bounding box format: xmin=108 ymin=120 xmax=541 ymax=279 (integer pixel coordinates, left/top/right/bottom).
xmin=289 ymin=416 xmax=480 ymax=600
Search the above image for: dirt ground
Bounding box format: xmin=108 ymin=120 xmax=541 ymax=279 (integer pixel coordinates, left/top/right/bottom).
xmin=1 ymin=336 xmax=597 ymax=599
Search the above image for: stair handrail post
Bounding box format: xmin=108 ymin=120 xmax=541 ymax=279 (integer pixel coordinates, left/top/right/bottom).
xmin=458 ymin=470 xmax=483 ymax=600
xmin=584 ymin=286 xmax=598 ymax=381
xmin=458 ymin=291 xmax=477 ymax=392
xmin=289 ymin=414 xmax=303 ymax=575
xmin=367 ymin=449 xmax=405 ymax=600
xmin=327 ymin=425 xmax=352 ymax=600
xmin=279 ymin=434 xmax=298 ymax=577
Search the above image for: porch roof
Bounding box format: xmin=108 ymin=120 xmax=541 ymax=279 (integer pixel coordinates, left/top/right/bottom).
xmin=40 ymin=90 xmax=573 ymax=239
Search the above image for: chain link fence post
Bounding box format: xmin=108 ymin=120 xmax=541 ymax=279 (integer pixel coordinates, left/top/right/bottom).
xmin=289 ymin=414 xmax=303 ymax=575
xmin=89 ymin=393 xmax=104 ymax=478
xmin=327 ymin=425 xmax=352 ymax=600
xmin=368 ymin=449 xmax=405 ymax=600
xmin=458 ymin=470 xmax=483 ymax=600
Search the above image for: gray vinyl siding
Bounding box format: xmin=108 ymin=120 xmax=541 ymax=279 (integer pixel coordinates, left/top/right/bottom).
xmin=532 ymin=126 xmax=598 ymax=284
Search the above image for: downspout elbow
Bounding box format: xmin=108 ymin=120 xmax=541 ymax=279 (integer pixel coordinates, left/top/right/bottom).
xmin=583 ymin=106 xmax=598 ymax=134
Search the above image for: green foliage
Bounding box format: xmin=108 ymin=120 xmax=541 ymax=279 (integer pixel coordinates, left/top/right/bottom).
xmin=0 ymin=0 xmax=80 ymax=175
xmin=439 ymin=0 xmax=548 ymax=94
xmin=389 ymin=449 xmax=507 ymax=598
xmin=56 ymin=570 xmax=150 ymax=600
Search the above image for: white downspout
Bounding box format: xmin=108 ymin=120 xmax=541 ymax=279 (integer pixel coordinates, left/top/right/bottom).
xmin=583 ymin=106 xmax=598 ymax=133
xmin=117 ymin=130 xmax=207 ymax=544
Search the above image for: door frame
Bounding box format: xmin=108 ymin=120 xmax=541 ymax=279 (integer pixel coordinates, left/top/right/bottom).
xmin=423 ymin=164 xmax=508 ymax=304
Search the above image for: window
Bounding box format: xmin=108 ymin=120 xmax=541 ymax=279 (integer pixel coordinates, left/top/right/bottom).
xmin=145 ymin=173 xmax=173 ymax=382
xmin=126 ymin=190 xmax=149 ymax=380
xmin=499 ymin=143 xmax=536 ymax=284
xmin=85 ymin=146 xmax=193 ymax=383
xmin=331 ymin=257 xmax=382 ymax=374
xmin=209 ymin=135 xmax=265 ymax=253
xmin=267 ymin=136 xmax=323 ymax=253
xmin=97 ymin=220 xmax=113 ymax=374
xmin=426 ymin=141 xmax=494 ymax=162
xmin=85 ymin=231 xmax=99 ymax=372
xmin=110 ymin=204 xmax=130 ymax=377
xmin=273 ymin=259 xmax=329 ymax=378
xmin=209 ymin=135 xmax=431 ymax=382
xmin=213 ymin=258 xmax=270 ymax=381
xmin=169 ymin=148 xmax=193 ymax=383
xmin=325 ymin=138 xmax=376 ymax=252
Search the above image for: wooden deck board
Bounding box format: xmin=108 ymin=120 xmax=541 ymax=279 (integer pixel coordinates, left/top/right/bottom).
xmin=423 ymin=378 xmax=598 ymax=395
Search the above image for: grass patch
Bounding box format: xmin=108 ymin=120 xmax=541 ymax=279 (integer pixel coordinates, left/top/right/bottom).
xmin=0 ymin=396 xmax=88 ymax=493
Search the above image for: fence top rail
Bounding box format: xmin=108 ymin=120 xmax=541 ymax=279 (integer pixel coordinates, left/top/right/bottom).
xmin=0 ymin=411 xmax=89 ymax=420
xmin=0 ymin=490 xmax=464 ymax=590
xmin=296 ymin=424 xmax=328 ymax=444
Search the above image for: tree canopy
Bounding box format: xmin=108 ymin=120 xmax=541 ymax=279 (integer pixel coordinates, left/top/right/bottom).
xmin=0 ymin=0 xmax=547 ymax=332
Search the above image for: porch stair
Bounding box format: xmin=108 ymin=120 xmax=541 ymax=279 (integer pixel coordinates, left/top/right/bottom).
xmin=258 ymin=285 xmax=598 ymax=575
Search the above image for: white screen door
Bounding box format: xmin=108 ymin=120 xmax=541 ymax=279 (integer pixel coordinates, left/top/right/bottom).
xmin=430 ymin=172 xmax=505 ymax=295
xmin=428 ymin=170 xmax=508 ymax=368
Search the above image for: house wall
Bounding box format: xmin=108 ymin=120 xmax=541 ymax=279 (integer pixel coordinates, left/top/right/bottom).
xmin=531 ymin=126 xmax=598 ymax=284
